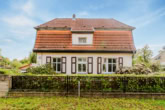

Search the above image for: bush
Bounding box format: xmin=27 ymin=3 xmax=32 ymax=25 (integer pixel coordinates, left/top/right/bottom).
xmin=116 ymin=64 xmax=152 ymax=75
xmin=11 ymin=76 xmax=165 ymax=93
xmin=0 ymin=70 xmax=5 ymax=74
xmin=27 ymin=64 xmax=55 ymax=75
xmin=150 ymin=63 xmax=161 ymax=72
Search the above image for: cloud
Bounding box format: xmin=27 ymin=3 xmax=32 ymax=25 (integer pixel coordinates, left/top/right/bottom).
xmin=128 ymin=7 xmax=165 ymax=28
xmin=21 ymin=0 xmax=34 ymax=16
xmin=2 ymin=15 xmax=37 ymax=27
xmin=77 ymin=11 xmax=89 ymax=17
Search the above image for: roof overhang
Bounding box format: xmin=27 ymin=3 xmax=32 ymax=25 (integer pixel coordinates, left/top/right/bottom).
xmin=33 ymin=49 xmax=135 ymax=53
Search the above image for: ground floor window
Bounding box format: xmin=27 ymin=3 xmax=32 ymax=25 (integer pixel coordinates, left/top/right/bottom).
xmin=52 ymin=58 xmax=61 ymax=73
xmin=102 ymin=58 xmax=116 ymax=73
xmin=77 ymin=57 xmax=87 ymax=73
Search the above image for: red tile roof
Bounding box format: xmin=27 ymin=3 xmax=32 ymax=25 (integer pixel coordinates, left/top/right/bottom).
xmin=33 ymin=30 xmax=136 ymax=52
xmin=35 ymin=18 xmax=135 ymax=31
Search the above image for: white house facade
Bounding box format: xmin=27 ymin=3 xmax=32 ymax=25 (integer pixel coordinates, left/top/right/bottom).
xmin=33 ymin=15 xmax=136 ymax=74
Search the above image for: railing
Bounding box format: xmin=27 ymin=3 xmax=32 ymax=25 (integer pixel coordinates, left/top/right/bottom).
xmin=11 ymin=76 xmax=165 ymax=95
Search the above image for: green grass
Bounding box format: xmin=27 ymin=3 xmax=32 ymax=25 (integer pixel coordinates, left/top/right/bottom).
xmin=0 ymin=97 xmax=165 ymax=110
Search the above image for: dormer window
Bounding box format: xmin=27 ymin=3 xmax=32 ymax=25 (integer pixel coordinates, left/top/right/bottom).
xmin=79 ymin=37 xmax=87 ymax=44
xmin=72 ymin=34 xmax=93 ymax=45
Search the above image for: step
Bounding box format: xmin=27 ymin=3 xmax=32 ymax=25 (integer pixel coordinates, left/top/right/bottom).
xmin=0 ymin=92 xmax=7 ymax=97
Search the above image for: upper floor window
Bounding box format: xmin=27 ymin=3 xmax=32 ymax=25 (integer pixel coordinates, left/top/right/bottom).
xmin=79 ymin=37 xmax=87 ymax=44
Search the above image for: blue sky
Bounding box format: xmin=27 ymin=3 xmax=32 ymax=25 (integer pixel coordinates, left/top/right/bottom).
xmin=0 ymin=0 xmax=165 ymax=60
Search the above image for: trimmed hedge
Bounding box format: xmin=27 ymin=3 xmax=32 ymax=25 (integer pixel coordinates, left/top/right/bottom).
xmin=11 ymin=76 xmax=165 ymax=93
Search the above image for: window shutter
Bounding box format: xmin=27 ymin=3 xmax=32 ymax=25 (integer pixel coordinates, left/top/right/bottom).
xmin=46 ymin=56 xmax=51 ymax=64
xmin=61 ymin=57 xmax=66 ymax=73
xmin=71 ymin=57 xmax=76 ymax=74
xmin=118 ymin=57 xmax=123 ymax=68
xmin=97 ymin=57 xmax=102 ymax=74
xmin=88 ymin=57 xmax=93 ymax=74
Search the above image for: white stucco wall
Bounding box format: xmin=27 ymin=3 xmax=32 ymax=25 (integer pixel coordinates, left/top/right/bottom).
xmin=72 ymin=34 xmax=93 ymax=45
xmin=36 ymin=53 xmax=133 ymax=75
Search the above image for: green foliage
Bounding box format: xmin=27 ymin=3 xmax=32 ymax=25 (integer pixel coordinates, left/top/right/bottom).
xmin=11 ymin=76 xmax=165 ymax=93
xmin=133 ymin=45 xmax=153 ymax=65
xmin=116 ymin=64 xmax=152 ymax=75
xmin=29 ymin=52 xmax=37 ymax=63
xmin=27 ymin=64 xmax=55 ymax=75
xmin=10 ymin=59 xmax=22 ymax=69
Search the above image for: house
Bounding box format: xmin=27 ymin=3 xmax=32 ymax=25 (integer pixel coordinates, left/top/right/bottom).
xmin=33 ymin=14 xmax=136 ymax=74
xmin=19 ymin=64 xmax=32 ymax=73
xmin=19 ymin=63 xmax=38 ymax=73
xmin=153 ymin=48 xmax=165 ymax=67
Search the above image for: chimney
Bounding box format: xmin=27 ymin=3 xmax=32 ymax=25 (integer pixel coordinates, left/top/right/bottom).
xmin=72 ymin=14 xmax=76 ymax=20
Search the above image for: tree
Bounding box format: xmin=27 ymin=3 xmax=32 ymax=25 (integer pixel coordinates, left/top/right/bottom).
xmin=133 ymin=45 xmax=153 ymax=65
xmin=0 ymin=48 xmax=2 ymax=56
xmin=11 ymin=59 xmax=22 ymax=69
xmin=29 ymin=52 xmax=37 ymax=63
xmin=20 ymin=57 xmax=29 ymax=64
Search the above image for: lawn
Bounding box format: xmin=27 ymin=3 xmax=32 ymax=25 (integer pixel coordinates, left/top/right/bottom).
xmin=0 ymin=97 xmax=165 ymax=110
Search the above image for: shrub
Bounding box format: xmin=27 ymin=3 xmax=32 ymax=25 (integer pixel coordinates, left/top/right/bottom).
xmin=116 ymin=64 xmax=152 ymax=75
xmin=0 ymin=70 xmax=5 ymax=74
xmin=150 ymin=63 xmax=161 ymax=72
xmin=27 ymin=64 xmax=55 ymax=75
xmin=11 ymin=76 xmax=165 ymax=93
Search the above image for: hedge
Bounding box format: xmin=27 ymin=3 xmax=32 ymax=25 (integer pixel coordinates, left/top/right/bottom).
xmin=11 ymin=76 xmax=165 ymax=93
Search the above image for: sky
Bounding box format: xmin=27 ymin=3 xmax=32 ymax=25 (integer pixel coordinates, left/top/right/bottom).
xmin=0 ymin=0 xmax=165 ymax=60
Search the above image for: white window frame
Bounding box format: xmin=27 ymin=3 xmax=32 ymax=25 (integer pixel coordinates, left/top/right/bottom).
xmin=77 ymin=57 xmax=87 ymax=74
xmin=52 ymin=57 xmax=61 ymax=73
xmin=102 ymin=58 xmax=117 ymax=74
xmin=78 ymin=37 xmax=87 ymax=44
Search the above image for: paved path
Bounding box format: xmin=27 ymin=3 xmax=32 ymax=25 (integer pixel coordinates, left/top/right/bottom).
xmin=0 ymin=75 xmax=10 ymax=97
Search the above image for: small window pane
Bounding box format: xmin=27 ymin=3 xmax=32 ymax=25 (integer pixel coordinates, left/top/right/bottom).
xmin=79 ymin=38 xmax=87 ymax=44
xmin=108 ymin=59 xmax=112 ymax=63
xmin=57 ymin=58 xmax=61 ymax=62
xmin=78 ymin=58 xmax=82 ymax=62
xmin=113 ymin=64 xmax=116 ymax=72
xmin=53 ymin=58 xmax=56 ymax=62
xmin=78 ymin=64 xmax=81 ymax=72
xmin=83 ymin=64 xmax=86 ymax=72
xmin=108 ymin=64 xmax=112 ymax=72
xmin=53 ymin=64 xmax=56 ymax=71
xmin=113 ymin=59 xmax=116 ymax=63
xmin=57 ymin=64 xmax=61 ymax=71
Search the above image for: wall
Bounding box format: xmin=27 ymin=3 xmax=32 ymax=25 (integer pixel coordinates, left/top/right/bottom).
xmin=0 ymin=75 xmax=11 ymax=97
xmin=36 ymin=52 xmax=133 ymax=75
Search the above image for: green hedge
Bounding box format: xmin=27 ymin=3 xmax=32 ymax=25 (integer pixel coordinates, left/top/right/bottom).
xmin=11 ymin=76 xmax=165 ymax=93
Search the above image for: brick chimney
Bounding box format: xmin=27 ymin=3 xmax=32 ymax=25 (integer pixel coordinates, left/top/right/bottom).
xmin=72 ymin=14 xmax=76 ymax=20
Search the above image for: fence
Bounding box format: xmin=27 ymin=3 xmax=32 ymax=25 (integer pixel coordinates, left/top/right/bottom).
xmin=10 ymin=75 xmax=165 ymax=95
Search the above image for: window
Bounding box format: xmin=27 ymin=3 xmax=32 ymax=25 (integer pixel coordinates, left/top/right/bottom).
xmin=52 ymin=58 xmax=61 ymax=73
xmin=77 ymin=57 xmax=87 ymax=73
xmin=102 ymin=58 xmax=116 ymax=73
xmin=79 ymin=37 xmax=87 ymax=44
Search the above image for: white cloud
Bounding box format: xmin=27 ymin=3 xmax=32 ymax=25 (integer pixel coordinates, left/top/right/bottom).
xmin=2 ymin=15 xmax=37 ymax=27
xmin=22 ymin=0 xmax=34 ymax=16
xmin=77 ymin=11 xmax=89 ymax=17
xmin=4 ymin=39 xmax=14 ymax=43
xmin=128 ymin=7 xmax=165 ymax=28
